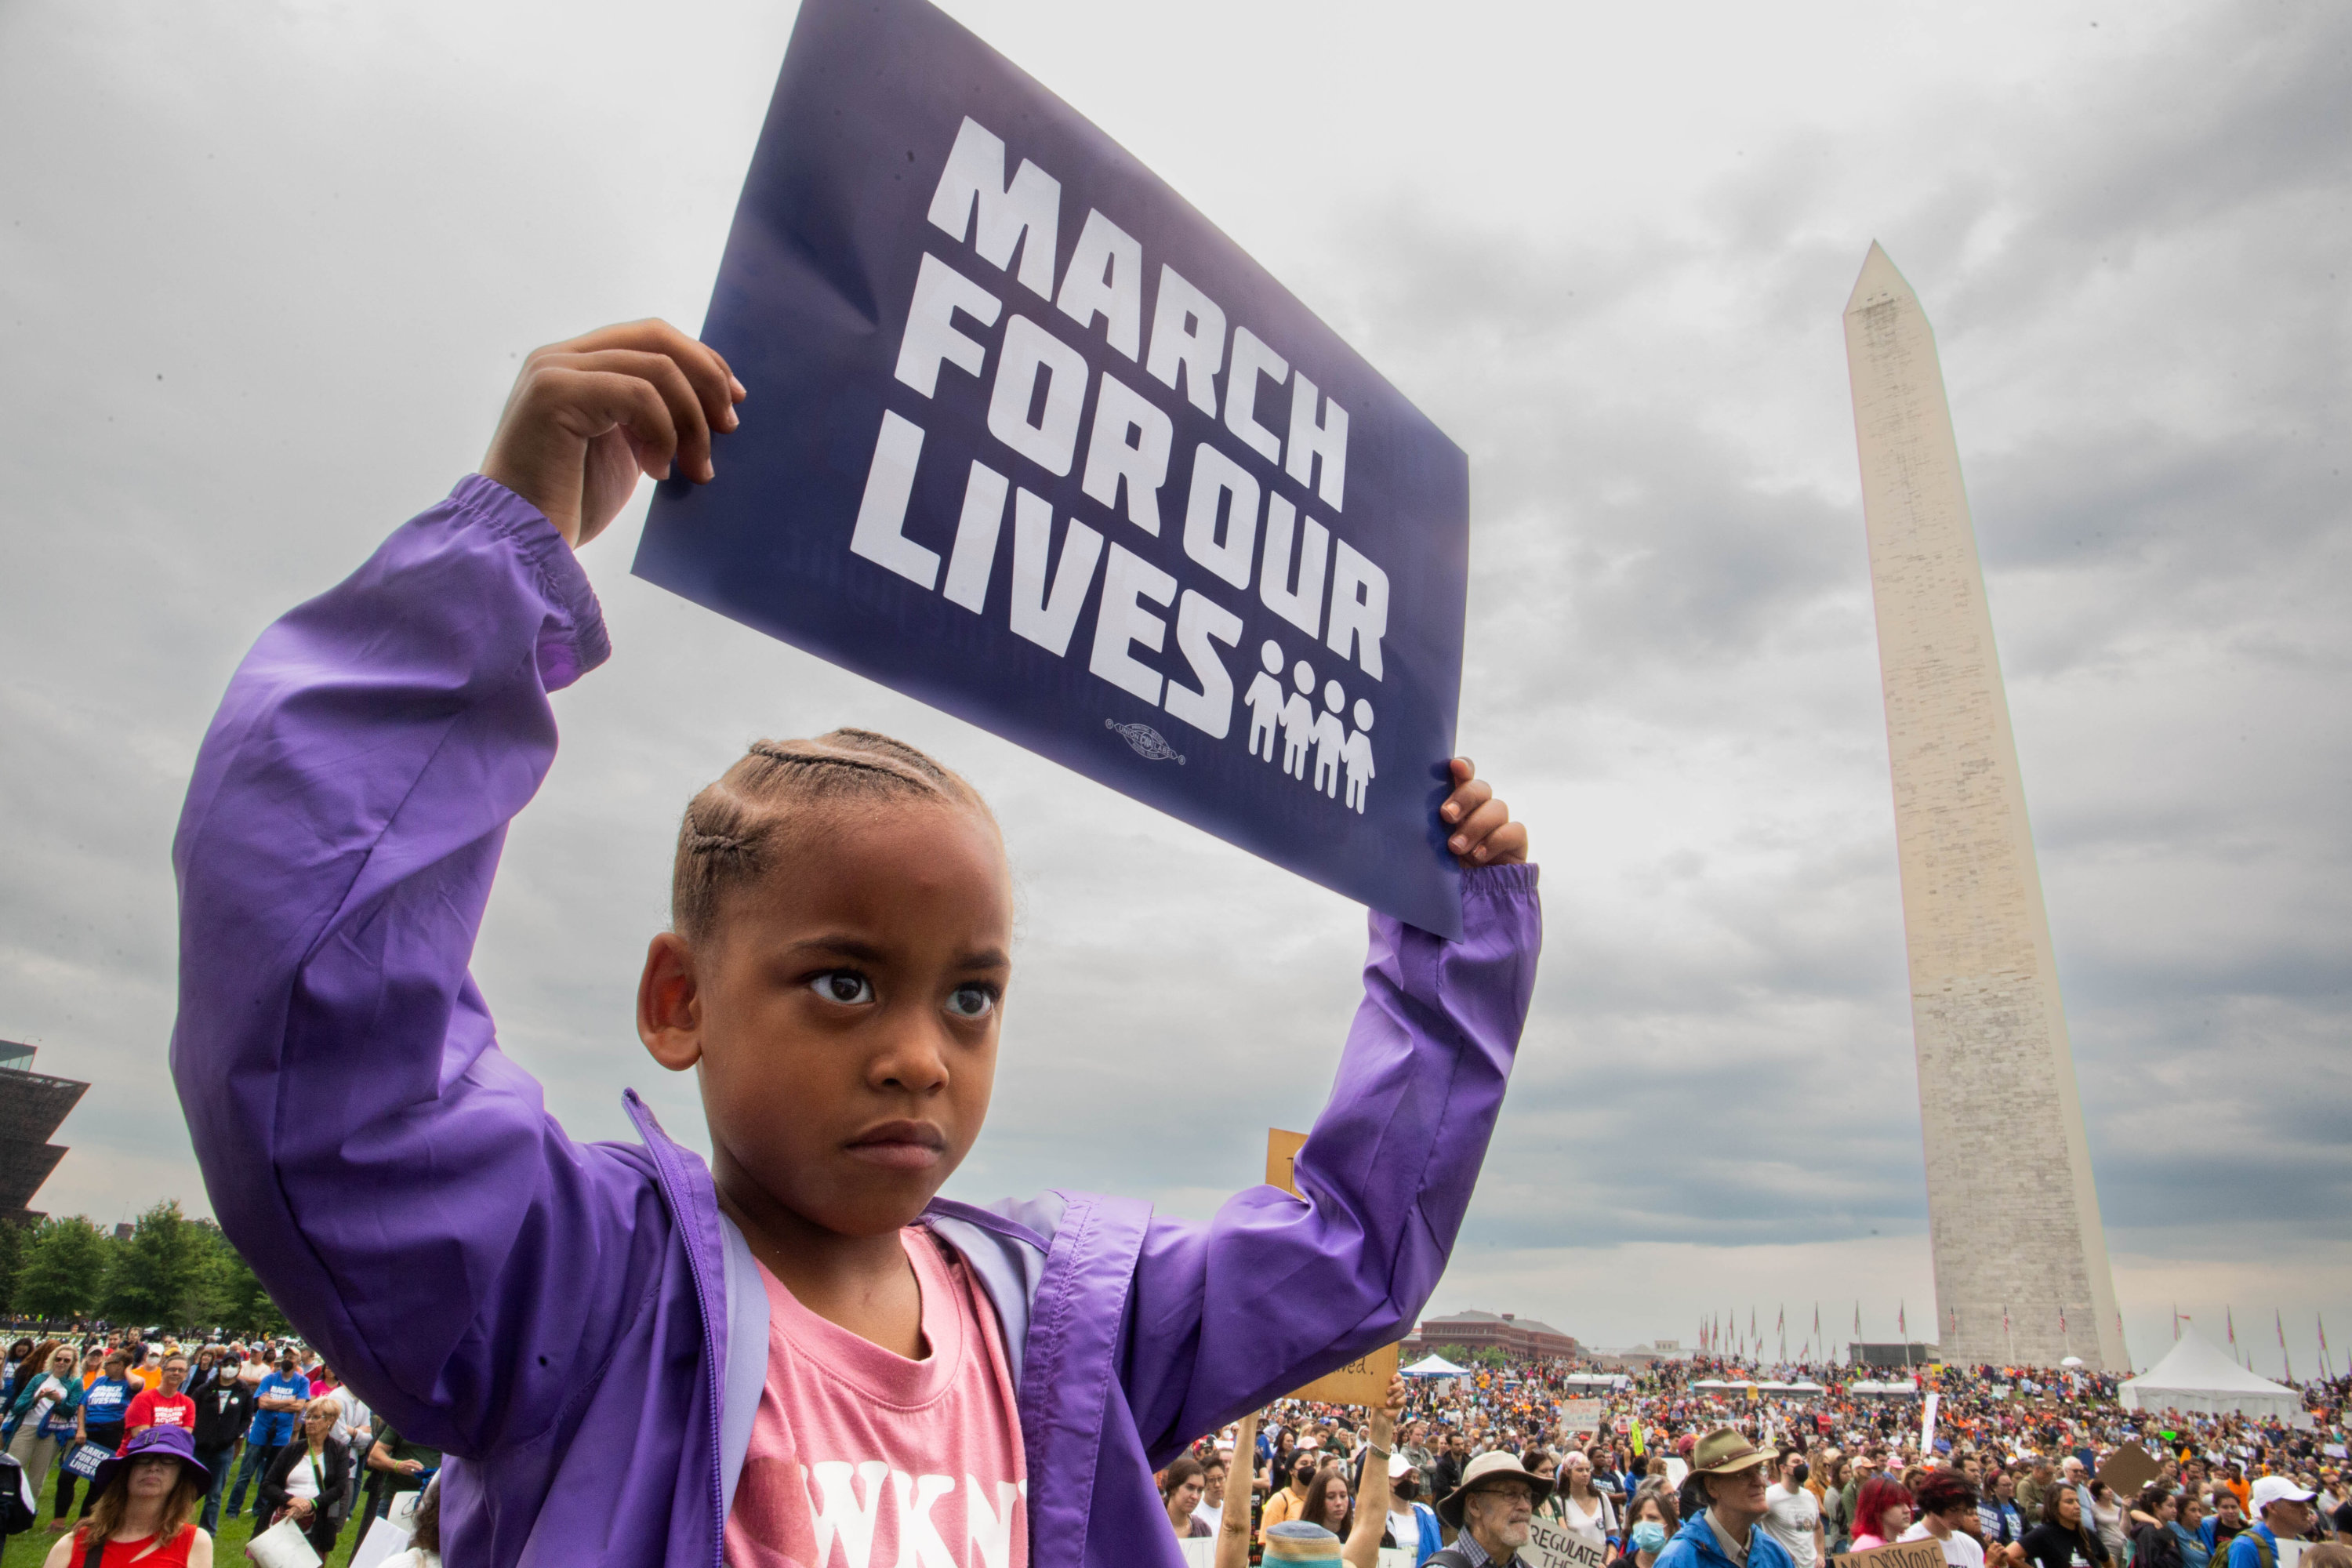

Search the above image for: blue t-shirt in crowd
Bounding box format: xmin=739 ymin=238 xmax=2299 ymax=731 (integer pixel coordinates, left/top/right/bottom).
xmin=79 ymin=1377 xmax=133 ymax=1432
xmin=246 ymin=1372 xmax=311 ymax=1447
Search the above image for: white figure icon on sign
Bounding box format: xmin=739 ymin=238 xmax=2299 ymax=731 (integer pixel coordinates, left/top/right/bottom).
xmin=1312 ymin=680 xmax=1348 ymax=798
xmin=1344 ymin=699 xmax=1375 ymax=813
xmin=1279 ymin=659 xmax=1317 ymax=779
xmin=1243 ymin=640 xmax=1286 ymax=763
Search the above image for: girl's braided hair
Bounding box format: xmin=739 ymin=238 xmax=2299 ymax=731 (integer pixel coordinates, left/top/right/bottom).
xmin=671 ymin=729 xmax=990 ymax=944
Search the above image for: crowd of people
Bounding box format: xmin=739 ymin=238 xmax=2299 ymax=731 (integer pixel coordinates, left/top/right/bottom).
xmin=0 ymin=1328 xmax=444 ymax=1568
xmin=1160 ymin=1355 xmax=2352 ymax=1568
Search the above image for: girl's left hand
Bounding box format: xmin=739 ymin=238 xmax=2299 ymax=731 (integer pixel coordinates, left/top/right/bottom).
xmin=1439 ymin=759 xmax=1527 ymax=868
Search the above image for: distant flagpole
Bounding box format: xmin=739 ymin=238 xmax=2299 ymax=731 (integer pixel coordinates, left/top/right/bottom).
xmin=2003 ymin=1302 xmax=2013 ymax=1365
xmin=2321 ymin=1313 xmax=2333 ymax=1381
xmin=2227 ymin=1306 xmax=2244 ymax=1367
xmin=2172 ymin=1304 xmax=2180 ymax=1342
xmin=2277 ymin=1309 xmax=2292 ymax=1383
xmin=1779 ymin=1306 xmax=1787 ymax=1363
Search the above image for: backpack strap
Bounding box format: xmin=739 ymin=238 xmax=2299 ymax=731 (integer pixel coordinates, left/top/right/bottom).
xmin=1424 ymin=1552 xmax=1478 ymax=1568
xmin=79 ymin=1526 xmax=105 ymax=1568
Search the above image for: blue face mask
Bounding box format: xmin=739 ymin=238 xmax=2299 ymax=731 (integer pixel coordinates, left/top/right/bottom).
xmin=1633 ymin=1522 xmax=1669 ymax=1552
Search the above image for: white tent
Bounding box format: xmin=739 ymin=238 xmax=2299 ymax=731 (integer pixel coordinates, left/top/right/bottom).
xmin=1403 ymin=1354 xmax=1472 ymax=1377
xmin=2120 ymin=1327 xmax=2302 ymax=1420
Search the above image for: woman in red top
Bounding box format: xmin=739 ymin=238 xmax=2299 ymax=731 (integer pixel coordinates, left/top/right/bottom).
xmin=39 ymin=1424 xmax=214 ymax=1568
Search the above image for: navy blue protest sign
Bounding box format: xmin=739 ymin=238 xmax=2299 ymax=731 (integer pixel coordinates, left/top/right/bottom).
xmin=635 ymin=0 xmax=1470 ymax=936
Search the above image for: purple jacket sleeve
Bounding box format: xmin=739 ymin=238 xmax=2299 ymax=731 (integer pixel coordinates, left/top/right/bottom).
xmin=1121 ymin=864 xmax=1541 ymax=1461
xmin=169 ymin=476 xmax=666 ymax=1456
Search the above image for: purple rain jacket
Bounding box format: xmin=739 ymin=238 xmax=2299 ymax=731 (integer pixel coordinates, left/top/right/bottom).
xmin=169 ymin=475 xmax=1541 ymax=1568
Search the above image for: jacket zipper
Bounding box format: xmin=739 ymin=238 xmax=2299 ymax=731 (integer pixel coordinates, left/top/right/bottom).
xmin=623 ymin=1091 xmax=730 ymax=1568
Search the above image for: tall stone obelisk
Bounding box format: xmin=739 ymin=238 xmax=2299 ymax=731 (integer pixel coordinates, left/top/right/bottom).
xmin=1844 ymin=243 xmax=2127 ymax=1372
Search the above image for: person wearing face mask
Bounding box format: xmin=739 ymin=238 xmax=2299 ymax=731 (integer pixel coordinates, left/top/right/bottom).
xmin=1613 ymin=1486 xmax=1681 ymax=1568
xmin=1764 ymin=1449 xmax=1825 ymax=1568
xmin=1387 ymin=1454 xmax=1445 ymax=1566
xmin=1265 ymin=1450 xmax=1326 ymax=1541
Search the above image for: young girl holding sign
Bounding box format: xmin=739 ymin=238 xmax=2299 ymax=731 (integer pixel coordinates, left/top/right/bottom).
xmin=171 ymin=321 xmax=1541 ymax=1568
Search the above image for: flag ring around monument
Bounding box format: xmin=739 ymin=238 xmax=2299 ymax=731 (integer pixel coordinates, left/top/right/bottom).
xmin=633 ymin=0 xmax=1472 ymax=937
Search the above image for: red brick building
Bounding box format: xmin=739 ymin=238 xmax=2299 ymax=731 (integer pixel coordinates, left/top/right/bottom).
xmin=1407 ymin=1309 xmax=1580 ymax=1363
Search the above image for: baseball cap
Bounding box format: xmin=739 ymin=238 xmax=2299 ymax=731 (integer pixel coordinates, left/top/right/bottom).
xmin=2249 ymin=1477 xmax=2314 ymax=1513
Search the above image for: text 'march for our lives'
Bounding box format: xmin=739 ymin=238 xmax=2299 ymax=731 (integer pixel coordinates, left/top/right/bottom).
xmin=635 ymin=0 xmax=1471 ymax=938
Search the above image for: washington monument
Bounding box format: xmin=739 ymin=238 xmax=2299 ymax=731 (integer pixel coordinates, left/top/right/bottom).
xmin=1844 ymin=243 xmax=2127 ymax=1372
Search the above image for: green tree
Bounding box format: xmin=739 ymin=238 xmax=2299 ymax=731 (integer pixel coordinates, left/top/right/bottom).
xmin=196 ymin=1225 xmax=289 ymax=1339
xmin=0 ymin=1217 xmax=25 ymax=1313
xmin=16 ymin=1216 xmax=111 ymax=1319
xmin=100 ymin=1201 xmax=217 ymax=1327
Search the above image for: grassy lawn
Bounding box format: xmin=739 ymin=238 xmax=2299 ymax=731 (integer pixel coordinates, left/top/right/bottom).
xmin=2 ymin=1463 xmax=383 ymax=1568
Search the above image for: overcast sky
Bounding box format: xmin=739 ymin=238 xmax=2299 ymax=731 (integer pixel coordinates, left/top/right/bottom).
xmin=2 ymin=0 xmax=2344 ymax=1375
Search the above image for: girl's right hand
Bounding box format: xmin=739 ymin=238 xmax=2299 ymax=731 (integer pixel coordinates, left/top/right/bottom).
xmin=481 ymin=320 xmax=745 ymax=550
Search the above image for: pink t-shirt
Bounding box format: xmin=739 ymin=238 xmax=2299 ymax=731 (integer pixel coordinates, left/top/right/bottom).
xmin=724 ymin=1227 xmax=1028 ymax=1568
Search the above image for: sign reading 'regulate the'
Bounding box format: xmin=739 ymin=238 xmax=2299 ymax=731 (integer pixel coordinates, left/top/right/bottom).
xmin=634 ymin=0 xmax=1472 ymax=936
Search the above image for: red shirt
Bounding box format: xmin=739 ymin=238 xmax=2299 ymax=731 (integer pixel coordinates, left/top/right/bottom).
xmin=122 ymin=1389 xmax=197 ymax=1438
xmin=74 ymin=1526 xmax=196 ymax=1568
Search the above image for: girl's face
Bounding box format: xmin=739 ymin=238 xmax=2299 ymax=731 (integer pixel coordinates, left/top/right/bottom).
xmin=125 ymin=1457 xmax=177 ymax=1501
xmin=1321 ymin=1479 xmax=1349 ymax=1527
xmin=1633 ymin=1501 xmax=1663 ymax=1530
xmin=1174 ymin=1475 xmax=1203 ymax=1513
xmin=2055 ymin=1490 xmax=2081 ymax=1528
xmin=1203 ymin=1464 xmax=1225 ymax=1504
xmin=1882 ymin=1500 xmax=1914 ymax=1534
xmin=644 ymin=801 xmax=1012 ymax=1240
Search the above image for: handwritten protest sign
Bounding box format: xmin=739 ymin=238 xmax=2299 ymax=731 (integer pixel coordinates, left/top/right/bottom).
xmin=1830 ymin=1541 xmax=1944 ymax=1568
xmin=1526 ymin=1518 xmax=1610 ymax=1568
xmin=1268 ymin=1127 xmax=1399 ymax=1403
xmin=636 ymin=0 xmax=1472 ymax=937
xmin=1562 ymin=1398 xmax=1607 ymax=1441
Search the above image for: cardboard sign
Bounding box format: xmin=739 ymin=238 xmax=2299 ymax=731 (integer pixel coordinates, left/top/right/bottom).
xmin=1830 ymin=1542 xmax=1944 ymax=1568
xmin=1267 ymin=1127 xmax=1311 ymax=1192
xmin=60 ymin=1441 xmax=108 ymax=1480
xmin=2095 ymin=1441 xmax=2162 ymax=1498
xmin=1563 ymin=1398 xmax=1607 ymax=1441
xmin=1269 ymin=1127 xmax=1399 ymax=1403
xmin=1526 ymin=1519 xmax=1611 ymax=1568
xmin=636 ymin=0 xmax=1473 ymax=937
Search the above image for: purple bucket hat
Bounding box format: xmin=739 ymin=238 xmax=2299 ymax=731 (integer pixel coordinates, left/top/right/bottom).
xmin=89 ymin=1423 xmax=209 ymax=1498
